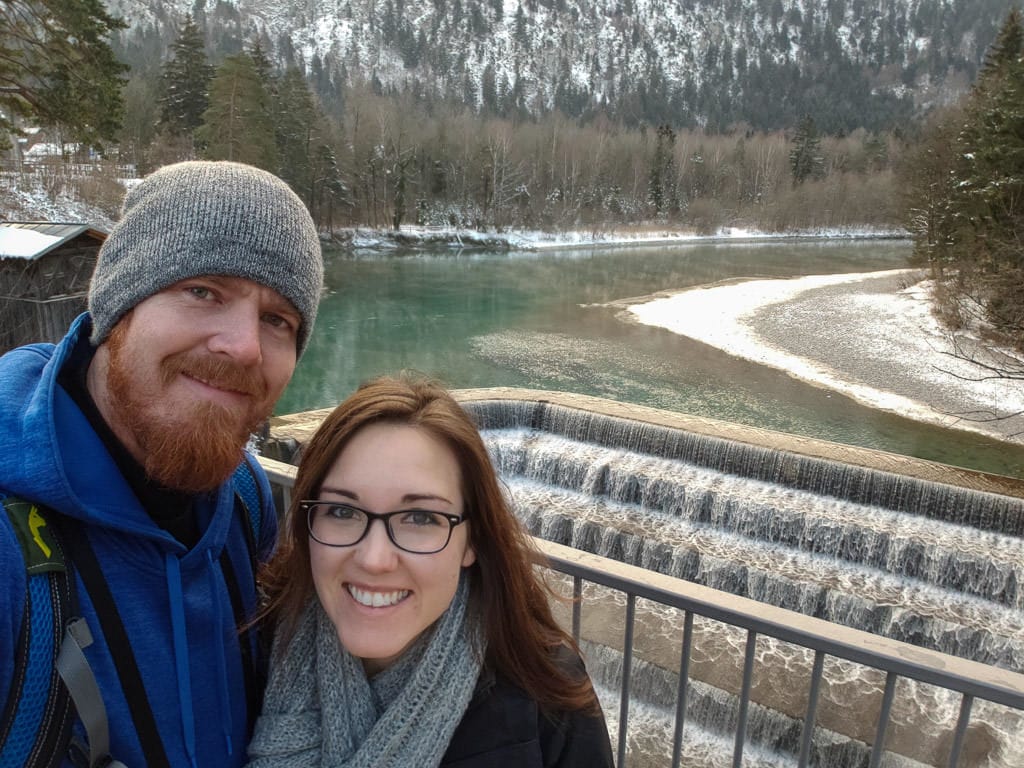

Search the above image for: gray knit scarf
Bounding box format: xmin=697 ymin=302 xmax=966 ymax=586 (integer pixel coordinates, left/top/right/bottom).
xmin=246 ymin=574 xmax=483 ymax=768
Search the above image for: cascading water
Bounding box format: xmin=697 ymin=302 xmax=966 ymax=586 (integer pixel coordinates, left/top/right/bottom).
xmin=460 ymin=396 xmax=1024 ymax=767
xmin=582 ymin=639 xmax=932 ymax=768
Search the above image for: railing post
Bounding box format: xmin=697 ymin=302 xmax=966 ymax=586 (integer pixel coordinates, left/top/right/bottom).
xmin=797 ymin=650 xmax=826 ymax=768
xmin=572 ymin=576 xmax=582 ymax=644
xmin=946 ymin=693 xmax=974 ymax=768
xmin=670 ymin=611 xmax=694 ymax=768
xmin=617 ymin=593 xmax=637 ymax=768
xmin=868 ymin=672 xmax=898 ymax=768
xmin=732 ymin=630 xmax=757 ymax=768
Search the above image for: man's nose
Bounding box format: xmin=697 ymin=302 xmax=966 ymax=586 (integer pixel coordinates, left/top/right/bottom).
xmin=208 ymin=304 xmax=262 ymax=366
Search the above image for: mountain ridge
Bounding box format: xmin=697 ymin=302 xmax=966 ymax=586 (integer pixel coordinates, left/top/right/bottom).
xmin=106 ymin=0 xmax=1018 ymax=132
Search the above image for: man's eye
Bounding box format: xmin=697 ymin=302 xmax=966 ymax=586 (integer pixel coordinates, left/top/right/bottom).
xmin=187 ymin=286 xmax=213 ymax=300
xmin=263 ymin=312 xmax=297 ymax=332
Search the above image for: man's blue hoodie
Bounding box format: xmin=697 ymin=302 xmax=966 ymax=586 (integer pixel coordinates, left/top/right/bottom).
xmin=0 ymin=314 xmax=277 ymax=767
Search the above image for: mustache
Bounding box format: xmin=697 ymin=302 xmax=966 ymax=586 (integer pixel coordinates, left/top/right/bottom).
xmin=161 ymin=352 xmax=269 ymax=401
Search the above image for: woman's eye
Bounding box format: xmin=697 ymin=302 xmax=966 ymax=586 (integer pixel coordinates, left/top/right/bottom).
xmin=325 ymin=504 xmax=359 ymax=520
xmin=403 ymin=510 xmax=442 ymax=527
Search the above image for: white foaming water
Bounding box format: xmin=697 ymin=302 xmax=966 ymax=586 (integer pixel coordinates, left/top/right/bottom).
xmin=472 ymin=419 xmax=1024 ymax=767
xmin=487 ymin=431 xmax=1024 ymax=656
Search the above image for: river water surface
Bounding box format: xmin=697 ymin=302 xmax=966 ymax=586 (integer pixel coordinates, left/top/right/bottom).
xmin=280 ymin=240 xmax=1024 ymax=478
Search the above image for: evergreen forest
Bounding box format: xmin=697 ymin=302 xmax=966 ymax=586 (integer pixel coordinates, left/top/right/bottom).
xmin=109 ymin=10 xmax=913 ymax=236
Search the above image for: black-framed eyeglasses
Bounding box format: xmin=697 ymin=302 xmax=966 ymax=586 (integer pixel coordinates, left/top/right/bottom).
xmin=301 ymin=500 xmax=467 ymax=554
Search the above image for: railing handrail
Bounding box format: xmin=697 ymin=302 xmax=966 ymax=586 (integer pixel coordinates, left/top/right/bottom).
xmin=538 ymin=538 xmax=1024 ymax=709
xmin=257 ymin=454 xmax=1024 ymax=710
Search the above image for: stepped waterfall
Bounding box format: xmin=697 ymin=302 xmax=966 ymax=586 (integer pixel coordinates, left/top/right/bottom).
xmin=455 ymin=392 xmax=1024 ymax=768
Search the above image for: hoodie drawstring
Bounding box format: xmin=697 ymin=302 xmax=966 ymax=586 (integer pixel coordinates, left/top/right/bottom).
xmin=165 ymin=553 xmax=198 ymax=768
xmin=206 ymin=549 xmax=233 ymax=755
xmin=164 ymin=550 xmax=235 ymax=766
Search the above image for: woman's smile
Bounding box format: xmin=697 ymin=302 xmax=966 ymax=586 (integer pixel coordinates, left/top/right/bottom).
xmin=346 ymin=583 xmax=410 ymax=608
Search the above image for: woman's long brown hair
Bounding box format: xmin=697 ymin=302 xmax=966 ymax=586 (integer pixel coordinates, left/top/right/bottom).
xmin=258 ymin=375 xmax=599 ymax=713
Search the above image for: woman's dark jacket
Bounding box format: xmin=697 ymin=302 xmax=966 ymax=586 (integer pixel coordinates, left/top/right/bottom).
xmin=441 ymin=654 xmax=614 ymax=768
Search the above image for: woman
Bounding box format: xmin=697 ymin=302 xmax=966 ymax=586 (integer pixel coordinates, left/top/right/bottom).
xmin=247 ymin=376 xmax=613 ymax=768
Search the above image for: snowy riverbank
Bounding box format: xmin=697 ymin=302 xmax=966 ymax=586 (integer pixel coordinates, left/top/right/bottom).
xmin=627 ymin=269 xmax=1024 ymax=446
xmin=338 ymin=224 xmax=908 ymax=252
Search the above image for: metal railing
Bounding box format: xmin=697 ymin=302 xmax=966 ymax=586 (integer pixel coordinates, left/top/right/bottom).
xmin=257 ymin=456 xmax=1024 ymax=768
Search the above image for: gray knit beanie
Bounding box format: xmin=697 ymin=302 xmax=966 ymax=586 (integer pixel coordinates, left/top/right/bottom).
xmin=88 ymin=160 xmax=324 ymax=355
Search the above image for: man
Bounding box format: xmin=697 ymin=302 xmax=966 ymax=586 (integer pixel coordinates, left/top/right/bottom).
xmin=0 ymin=161 xmax=324 ymax=767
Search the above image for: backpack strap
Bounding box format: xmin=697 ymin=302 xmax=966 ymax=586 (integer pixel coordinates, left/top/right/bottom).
xmin=59 ymin=519 xmax=171 ymax=768
xmin=232 ymin=452 xmax=265 ymax=552
xmin=0 ymin=498 xmax=76 ymax=768
xmin=227 ymin=452 xmax=269 ymax=731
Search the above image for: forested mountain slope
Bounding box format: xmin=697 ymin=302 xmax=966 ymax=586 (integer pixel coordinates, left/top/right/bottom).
xmin=106 ymin=0 xmax=1018 ymax=133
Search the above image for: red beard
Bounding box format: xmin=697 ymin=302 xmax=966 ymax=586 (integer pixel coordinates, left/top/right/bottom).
xmin=105 ymin=323 xmax=272 ymax=493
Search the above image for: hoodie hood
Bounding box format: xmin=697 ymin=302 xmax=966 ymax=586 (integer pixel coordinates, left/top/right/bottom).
xmin=0 ymin=313 xmax=214 ymax=546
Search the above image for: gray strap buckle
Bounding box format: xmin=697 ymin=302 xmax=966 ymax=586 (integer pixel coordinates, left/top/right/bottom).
xmin=56 ymin=617 xmax=128 ymax=768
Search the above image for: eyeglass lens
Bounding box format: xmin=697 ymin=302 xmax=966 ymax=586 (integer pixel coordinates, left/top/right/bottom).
xmin=307 ymin=502 xmax=455 ymax=553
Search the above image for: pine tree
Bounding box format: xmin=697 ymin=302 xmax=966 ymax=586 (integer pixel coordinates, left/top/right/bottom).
xmin=481 ymin=64 xmax=498 ymax=113
xmin=942 ymin=10 xmax=1024 ymax=339
xmin=196 ymin=53 xmax=278 ymax=170
xmin=980 ymin=10 xmax=1023 ymax=77
xmin=514 ymin=4 xmax=529 ymax=49
xmin=906 ymin=9 xmax=1024 ymax=346
xmin=118 ymin=72 xmax=160 ymax=168
xmin=247 ymin=38 xmax=276 ymax=86
xmin=158 ymin=15 xmax=213 ymax=137
xmin=937 ymin=10 xmax=1024 ymax=260
xmin=273 ymin=67 xmax=319 ymax=198
xmin=0 ymin=0 xmax=127 ymax=149
xmin=310 ymin=142 xmax=350 ymax=230
xmin=789 ymin=114 xmax=824 ymax=185
xmin=648 ymin=124 xmax=678 ymax=215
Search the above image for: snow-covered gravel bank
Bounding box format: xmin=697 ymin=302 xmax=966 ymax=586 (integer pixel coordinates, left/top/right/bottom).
xmin=628 ymin=270 xmax=1024 ymax=445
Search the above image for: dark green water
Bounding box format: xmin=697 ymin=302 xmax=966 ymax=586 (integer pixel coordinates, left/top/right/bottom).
xmin=280 ymin=239 xmax=1024 ymax=479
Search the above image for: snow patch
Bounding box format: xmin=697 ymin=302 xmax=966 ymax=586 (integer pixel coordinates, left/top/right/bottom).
xmin=0 ymin=228 xmax=63 ymax=259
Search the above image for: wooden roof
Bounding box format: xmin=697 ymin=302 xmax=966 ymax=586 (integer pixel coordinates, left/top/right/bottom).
xmin=0 ymin=222 xmax=108 ymax=261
